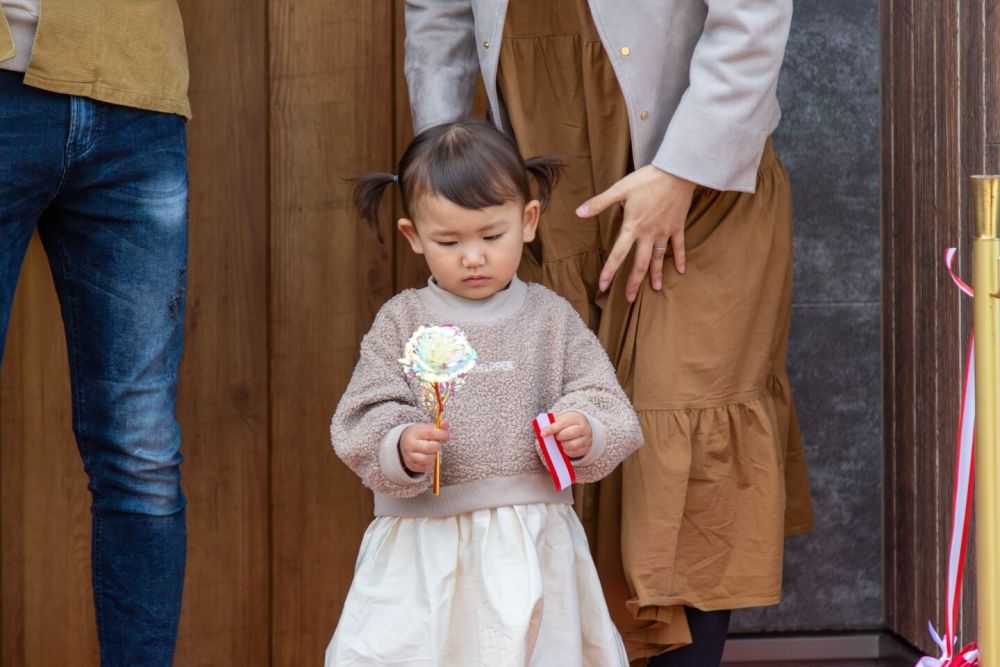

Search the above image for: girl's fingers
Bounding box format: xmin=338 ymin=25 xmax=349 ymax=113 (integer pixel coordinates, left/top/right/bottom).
xmin=562 ymin=438 xmax=590 ymax=457
xmin=404 ymin=452 xmax=435 ymax=472
xmin=413 ymin=439 xmax=442 ymax=455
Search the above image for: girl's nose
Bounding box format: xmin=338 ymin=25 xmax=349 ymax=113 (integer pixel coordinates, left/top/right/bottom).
xmin=462 ymin=247 xmax=485 ymax=268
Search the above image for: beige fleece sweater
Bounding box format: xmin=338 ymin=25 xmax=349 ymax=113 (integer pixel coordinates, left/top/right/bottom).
xmin=331 ymin=276 xmax=643 ymax=518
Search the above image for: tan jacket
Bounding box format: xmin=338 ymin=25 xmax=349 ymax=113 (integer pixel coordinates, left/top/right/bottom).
xmin=0 ymin=0 xmax=190 ymax=117
xmin=404 ymin=0 xmax=792 ymax=192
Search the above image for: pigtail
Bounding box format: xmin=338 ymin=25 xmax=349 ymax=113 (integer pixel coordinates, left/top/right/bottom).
xmin=349 ymin=172 xmax=397 ymax=242
xmin=524 ymin=156 xmax=565 ymax=212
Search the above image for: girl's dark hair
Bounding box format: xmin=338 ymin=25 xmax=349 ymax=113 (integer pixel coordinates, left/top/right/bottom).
xmin=351 ymin=119 xmax=564 ymax=240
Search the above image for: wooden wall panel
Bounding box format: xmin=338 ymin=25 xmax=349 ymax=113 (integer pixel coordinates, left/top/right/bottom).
xmin=883 ymin=0 xmax=1000 ymax=652
xmin=269 ymin=2 xmax=394 ymax=664
xmin=175 ymin=0 xmax=271 ymax=664
xmin=0 ymin=240 xmax=97 ymax=664
xmin=0 ymin=3 xmax=272 ymax=665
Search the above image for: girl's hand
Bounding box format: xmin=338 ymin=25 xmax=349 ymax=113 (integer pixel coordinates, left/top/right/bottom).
xmin=541 ymin=411 xmax=592 ymax=459
xmin=399 ymin=422 xmax=450 ymax=474
xmin=576 ymin=165 xmax=696 ymax=302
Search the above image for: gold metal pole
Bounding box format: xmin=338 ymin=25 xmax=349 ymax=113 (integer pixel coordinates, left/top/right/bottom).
xmin=973 ymin=175 xmax=1000 ymax=665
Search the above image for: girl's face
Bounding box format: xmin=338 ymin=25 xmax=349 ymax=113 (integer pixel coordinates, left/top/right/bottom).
xmin=398 ymin=195 xmax=540 ymax=300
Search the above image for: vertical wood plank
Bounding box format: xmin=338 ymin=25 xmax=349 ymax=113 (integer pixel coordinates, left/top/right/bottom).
xmin=884 ymin=0 xmax=998 ymax=652
xmin=269 ymin=2 xmax=394 ymax=663
xmin=883 ymin=0 xmax=917 ymax=641
xmin=175 ymin=0 xmax=271 ymax=663
xmin=0 ymin=239 xmax=97 ymax=665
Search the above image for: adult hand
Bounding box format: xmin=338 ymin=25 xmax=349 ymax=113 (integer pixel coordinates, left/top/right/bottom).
xmin=576 ymin=165 xmax=696 ymax=302
xmin=540 ymin=411 xmax=592 ymax=459
xmin=398 ymin=422 xmax=450 ymax=475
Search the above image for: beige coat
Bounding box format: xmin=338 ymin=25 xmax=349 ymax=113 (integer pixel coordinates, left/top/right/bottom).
xmin=404 ymin=0 xmax=792 ymax=192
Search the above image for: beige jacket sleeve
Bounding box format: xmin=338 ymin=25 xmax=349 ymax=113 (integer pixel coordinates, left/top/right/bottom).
xmin=651 ymin=0 xmax=792 ymax=191
xmin=403 ymin=0 xmax=479 ymax=134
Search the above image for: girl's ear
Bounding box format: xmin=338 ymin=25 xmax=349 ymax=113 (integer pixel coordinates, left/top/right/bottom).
xmin=397 ymin=218 xmax=424 ymax=254
xmin=396 ymin=218 xmax=424 ymax=255
xmin=521 ymin=200 xmax=541 ymax=243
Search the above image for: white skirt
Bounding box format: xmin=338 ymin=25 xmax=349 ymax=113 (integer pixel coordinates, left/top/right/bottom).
xmin=325 ymin=503 xmax=628 ymax=666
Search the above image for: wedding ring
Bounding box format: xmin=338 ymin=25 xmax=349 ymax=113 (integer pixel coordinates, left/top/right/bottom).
xmin=652 ymin=245 xmax=668 ymax=253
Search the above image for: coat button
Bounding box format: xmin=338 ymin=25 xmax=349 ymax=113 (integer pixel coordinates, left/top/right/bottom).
xmin=483 ymin=40 xmax=490 ymax=49
xmin=620 ymin=46 xmax=631 ymax=56
xmin=640 ymin=111 xmax=650 ymax=120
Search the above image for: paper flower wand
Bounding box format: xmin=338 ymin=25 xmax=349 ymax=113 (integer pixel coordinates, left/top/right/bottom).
xmin=399 ymin=324 xmax=477 ymax=495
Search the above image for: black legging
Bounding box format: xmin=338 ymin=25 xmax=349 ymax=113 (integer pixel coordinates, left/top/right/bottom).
xmin=647 ymin=607 xmax=732 ymax=667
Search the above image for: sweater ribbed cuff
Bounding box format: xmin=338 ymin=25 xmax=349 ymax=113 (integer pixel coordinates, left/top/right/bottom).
xmin=378 ymin=423 xmax=427 ymax=487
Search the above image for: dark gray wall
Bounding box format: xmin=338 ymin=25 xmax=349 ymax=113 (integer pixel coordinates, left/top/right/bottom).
xmin=731 ymin=0 xmax=882 ymax=633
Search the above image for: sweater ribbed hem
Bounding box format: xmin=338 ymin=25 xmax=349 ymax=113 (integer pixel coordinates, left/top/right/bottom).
xmin=0 ymin=8 xmax=36 ymax=72
xmin=374 ymin=471 xmax=571 ymax=518
xmin=417 ymin=276 xmax=527 ymax=324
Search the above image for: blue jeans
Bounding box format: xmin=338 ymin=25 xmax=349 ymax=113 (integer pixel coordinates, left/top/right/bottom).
xmin=0 ymin=71 xmax=187 ymax=666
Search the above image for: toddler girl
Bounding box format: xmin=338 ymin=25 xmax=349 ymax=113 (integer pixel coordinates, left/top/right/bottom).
xmin=325 ymin=119 xmax=642 ymax=666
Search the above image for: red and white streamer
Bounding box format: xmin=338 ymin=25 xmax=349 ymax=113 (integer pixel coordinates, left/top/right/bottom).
xmin=917 ymin=249 xmax=979 ymax=666
xmin=532 ymin=412 xmax=576 ymax=491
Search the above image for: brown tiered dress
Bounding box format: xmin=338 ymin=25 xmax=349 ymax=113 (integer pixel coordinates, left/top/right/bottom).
xmin=497 ymin=0 xmax=814 ymax=661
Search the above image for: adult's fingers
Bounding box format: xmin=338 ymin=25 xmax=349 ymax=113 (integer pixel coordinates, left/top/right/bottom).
xmin=626 ymin=239 xmax=654 ymax=303
xmin=649 ymin=238 xmax=669 ymax=291
xmin=598 ymin=226 xmax=636 ymax=291
xmin=576 ymin=179 xmax=627 ymax=219
xmin=671 ymin=228 xmax=686 ymax=274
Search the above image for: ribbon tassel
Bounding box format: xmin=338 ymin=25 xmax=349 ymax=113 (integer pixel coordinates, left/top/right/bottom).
xmin=917 ymin=250 xmax=980 ymax=666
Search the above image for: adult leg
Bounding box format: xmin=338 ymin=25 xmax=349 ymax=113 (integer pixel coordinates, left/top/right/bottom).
xmin=39 ymin=96 xmax=189 ymax=667
xmin=648 ymin=607 xmax=732 ymax=667
xmin=0 ymin=71 xmax=68 ymax=359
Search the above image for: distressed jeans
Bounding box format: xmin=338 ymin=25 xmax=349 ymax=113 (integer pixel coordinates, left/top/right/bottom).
xmin=0 ymin=71 xmax=188 ymax=666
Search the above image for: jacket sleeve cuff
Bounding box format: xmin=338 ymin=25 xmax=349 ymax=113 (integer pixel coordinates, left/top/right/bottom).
xmin=570 ymin=411 xmax=608 ymax=469
xmin=378 ymin=423 xmax=427 ymax=487
xmin=652 ymin=104 xmax=771 ymax=194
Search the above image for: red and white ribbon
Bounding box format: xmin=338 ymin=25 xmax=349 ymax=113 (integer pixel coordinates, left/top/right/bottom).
xmin=532 ymin=412 xmax=576 ymax=491
xmin=917 ymin=249 xmax=979 ymax=666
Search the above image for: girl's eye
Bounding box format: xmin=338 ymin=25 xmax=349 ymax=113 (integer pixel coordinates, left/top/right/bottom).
xmin=436 ymin=241 xmax=458 ymax=247
xmin=484 ymin=234 xmax=503 ymax=241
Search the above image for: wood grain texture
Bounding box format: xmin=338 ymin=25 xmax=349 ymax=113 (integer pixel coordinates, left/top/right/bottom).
xmin=883 ymin=0 xmax=999 ymax=652
xmin=0 ymin=239 xmax=97 ymax=665
xmin=268 ymin=1 xmax=393 ymax=663
xmin=174 ymin=0 xmax=271 ymax=664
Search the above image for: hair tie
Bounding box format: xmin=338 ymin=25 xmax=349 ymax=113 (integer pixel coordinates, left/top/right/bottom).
xmin=391 ymin=174 xmax=399 ymax=183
